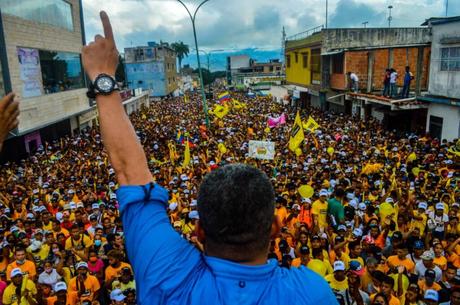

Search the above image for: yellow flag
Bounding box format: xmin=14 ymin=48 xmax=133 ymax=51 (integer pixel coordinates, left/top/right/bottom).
xmin=231 ymin=99 xmax=246 ymax=111
xmin=182 ymin=140 xmax=190 ymax=168
xmin=184 ymin=94 xmax=188 ymax=103
xmin=218 ymin=143 xmax=227 ymax=154
xmin=303 ymin=116 xmax=320 ymax=132
xmin=213 ymin=104 xmax=230 ymax=119
xmin=289 ymin=111 xmax=304 ymax=152
xmin=168 ymin=142 xmax=177 ymax=165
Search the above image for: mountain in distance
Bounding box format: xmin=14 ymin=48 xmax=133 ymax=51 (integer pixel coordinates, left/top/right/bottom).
xmin=181 ymin=48 xmax=283 ymax=72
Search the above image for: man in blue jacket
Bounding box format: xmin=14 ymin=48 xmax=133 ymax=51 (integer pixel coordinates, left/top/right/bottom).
xmin=81 ymin=11 xmax=338 ymax=305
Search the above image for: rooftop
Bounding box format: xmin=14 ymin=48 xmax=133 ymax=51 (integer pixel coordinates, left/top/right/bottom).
xmin=421 ymin=16 xmax=460 ymax=26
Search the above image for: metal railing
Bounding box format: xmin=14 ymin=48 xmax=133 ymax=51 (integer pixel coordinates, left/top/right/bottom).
xmin=286 ymin=25 xmax=324 ymax=41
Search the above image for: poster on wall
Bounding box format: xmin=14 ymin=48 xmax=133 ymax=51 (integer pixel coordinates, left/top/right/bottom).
xmin=248 ymin=140 xmax=276 ymax=160
xmin=17 ymin=47 xmax=42 ymax=98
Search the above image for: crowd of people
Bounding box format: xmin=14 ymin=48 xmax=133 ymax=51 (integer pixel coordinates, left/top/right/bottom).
xmin=0 ymin=88 xmax=458 ymax=305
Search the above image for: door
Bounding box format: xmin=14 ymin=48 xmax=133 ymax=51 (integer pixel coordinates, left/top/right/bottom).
xmin=429 ymin=115 xmax=443 ymax=140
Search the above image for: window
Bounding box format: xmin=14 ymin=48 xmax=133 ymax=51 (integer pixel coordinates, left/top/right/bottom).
xmin=302 ymin=53 xmax=309 ymax=69
xmin=332 ymin=53 xmax=344 ymax=74
xmin=310 ymin=49 xmax=321 ymax=73
xmin=1 ymin=0 xmax=73 ymax=31
xmin=39 ymin=50 xmax=84 ymax=94
xmin=429 ymin=115 xmax=443 ymax=140
xmin=286 ymin=55 xmax=291 ymax=68
xmin=440 ymin=47 xmax=460 ymax=71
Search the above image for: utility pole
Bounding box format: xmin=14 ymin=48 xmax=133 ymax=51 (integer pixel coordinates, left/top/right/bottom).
xmin=388 ymin=5 xmax=393 ymax=28
xmin=362 ymin=21 xmax=369 ymax=28
xmin=325 ymin=0 xmax=328 ymax=28
xmin=176 ymin=0 xmax=210 ymax=127
xmin=446 ymin=0 xmax=449 ymax=16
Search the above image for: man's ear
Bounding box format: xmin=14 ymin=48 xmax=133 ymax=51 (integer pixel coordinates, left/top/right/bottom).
xmin=196 ymin=220 xmax=206 ymax=243
xmin=270 ymin=215 xmax=281 ymax=239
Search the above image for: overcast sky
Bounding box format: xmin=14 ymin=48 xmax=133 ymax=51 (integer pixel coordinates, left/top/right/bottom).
xmin=82 ymin=0 xmax=460 ymax=52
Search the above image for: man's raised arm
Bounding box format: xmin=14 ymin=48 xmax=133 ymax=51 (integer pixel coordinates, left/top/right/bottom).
xmin=81 ymin=11 xmax=151 ymax=186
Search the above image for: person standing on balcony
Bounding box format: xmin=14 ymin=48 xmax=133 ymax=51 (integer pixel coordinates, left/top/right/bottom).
xmin=389 ymin=68 xmax=398 ymax=98
xmin=400 ymin=66 xmax=414 ymax=99
xmin=382 ymin=69 xmax=391 ymax=97
xmin=347 ymin=72 xmax=359 ymax=93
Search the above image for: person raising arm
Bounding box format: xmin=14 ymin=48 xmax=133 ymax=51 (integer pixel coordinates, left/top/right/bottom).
xmin=0 ymin=93 xmax=20 ymax=152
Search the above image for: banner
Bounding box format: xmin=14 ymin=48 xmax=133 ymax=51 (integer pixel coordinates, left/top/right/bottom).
xmin=268 ymin=113 xmax=286 ymax=128
xmin=248 ymin=140 xmax=275 ymax=160
xmin=288 ymin=111 xmax=304 ymax=152
xmin=17 ymin=47 xmax=42 ymax=98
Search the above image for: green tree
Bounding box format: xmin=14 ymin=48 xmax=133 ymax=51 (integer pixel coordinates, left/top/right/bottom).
xmin=193 ymin=68 xmax=212 ymax=86
xmin=171 ymin=41 xmax=190 ymax=70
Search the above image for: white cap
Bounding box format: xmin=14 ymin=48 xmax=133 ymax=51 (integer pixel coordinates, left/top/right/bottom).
xmin=92 ymin=203 xmax=100 ymax=210
xmin=188 ymin=211 xmax=199 ymax=220
xmin=168 ymin=202 xmax=178 ymax=211
xmin=110 ymin=289 xmax=126 ymax=302
xmin=385 ymin=197 xmax=394 ymax=203
xmin=353 ymin=228 xmax=363 ymax=237
xmin=349 ymin=199 xmax=358 ymax=209
xmin=190 ymin=199 xmax=197 ymax=207
xmin=358 ymin=202 xmax=367 ymax=211
xmin=109 ymin=193 xmax=117 ymax=200
xmin=319 ymin=189 xmax=329 ymax=197
xmin=418 ymin=202 xmax=428 ymax=210
xmin=28 ymin=240 xmax=42 ymax=252
xmin=292 ymin=204 xmax=301 ymax=211
xmin=333 ymin=260 xmax=346 ymax=272
xmin=54 ymin=281 xmax=67 ymax=292
xmin=10 ymin=268 xmax=22 ymax=278
xmin=180 ymin=174 xmax=189 ymax=181
xmin=435 ymin=202 xmax=444 ymax=210
xmin=301 ymin=198 xmax=311 ymax=204
xmin=75 ymin=262 xmax=88 ymax=269
xmin=108 ymin=168 xmax=115 ymax=175
xmin=424 ymin=289 xmax=439 ymax=301
xmin=108 ymin=182 xmax=115 ymax=188
xmin=337 ymin=224 xmax=347 ymax=231
xmin=69 ymin=202 xmax=77 ymax=210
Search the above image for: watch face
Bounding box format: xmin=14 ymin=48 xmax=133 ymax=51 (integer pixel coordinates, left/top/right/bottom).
xmin=95 ymin=76 xmax=114 ymax=93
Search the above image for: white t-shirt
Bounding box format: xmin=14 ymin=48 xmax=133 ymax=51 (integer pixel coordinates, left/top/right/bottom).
xmin=390 ymin=72 xmax=398 ymax=83
xmin=428 ymin=212 xmax=448 ymax=232
xmin=350 ymin=73 xmax=359 ymax=82
xmin=415 ymin=262 xmax=442 ymax=282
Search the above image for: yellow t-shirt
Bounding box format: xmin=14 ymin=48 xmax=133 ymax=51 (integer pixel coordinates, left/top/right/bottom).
xmin=307 ymin=259 xmax=329 ymax=277
xmin=410 ymin=211 xmax=427 ymax=235
xmin=68 ymin=275 xmax=100 ymax=302
xmin=312 ymin=200 xmax=328 ymax=229
xmin=325 ymin=274 xmax=349 ymax=291
xmin=3 ymin=278 xmax=37 ymax=305
xmin=379 ymin=202 xmax=397 ymax=225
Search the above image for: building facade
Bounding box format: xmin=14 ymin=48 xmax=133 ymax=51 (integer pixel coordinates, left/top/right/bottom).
xmin=0 ymin=0 xmax=100 ymax=161
xmin=419 ymin=17 xmax=460 ymax=141
xmin=124 ymin=42 xmax=178 ymax=97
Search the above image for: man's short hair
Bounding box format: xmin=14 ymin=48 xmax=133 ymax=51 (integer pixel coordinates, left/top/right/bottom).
xmin=197 ymin=164 xmax=275 ymax=259
xmin=382 ymin=275 xmax=395 ymax=288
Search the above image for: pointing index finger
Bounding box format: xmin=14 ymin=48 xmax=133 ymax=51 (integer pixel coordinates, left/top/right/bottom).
xmin=100 ymin=11 xmax=115 ymax=44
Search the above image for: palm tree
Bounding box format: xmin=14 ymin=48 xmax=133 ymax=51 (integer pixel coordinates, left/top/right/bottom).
xmin=171 ymin=41 xmax=190 ymax=71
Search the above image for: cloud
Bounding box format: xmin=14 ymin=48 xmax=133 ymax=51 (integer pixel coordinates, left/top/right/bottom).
xmin=82 ymin=0 xmax=460 ymax=51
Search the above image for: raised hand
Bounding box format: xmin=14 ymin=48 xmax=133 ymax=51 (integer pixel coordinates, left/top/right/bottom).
xmin=82 ymin=11 xmax=119 ymax=82
xmin=0 ymin=93 xmax=19 ymax=151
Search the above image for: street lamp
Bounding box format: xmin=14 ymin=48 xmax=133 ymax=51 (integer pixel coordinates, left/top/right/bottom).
xmin=176 ymin=0 xmax=210 ymax=127
xmin=388 ymin=5 xmax=393 ymax=28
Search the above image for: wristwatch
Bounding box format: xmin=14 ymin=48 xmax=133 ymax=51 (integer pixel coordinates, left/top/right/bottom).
xmin=86 ymin=73 xmax=120 ymax=99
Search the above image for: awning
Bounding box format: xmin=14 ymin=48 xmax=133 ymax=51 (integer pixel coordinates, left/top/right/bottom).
xmin=321 ymin=50 xmax=343 ymax=56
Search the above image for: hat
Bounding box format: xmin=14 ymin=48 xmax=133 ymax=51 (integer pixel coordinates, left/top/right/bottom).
xmin=75 ymin=262 xmax=88 ymax=270
xmin=392 ymin=231 xmax=403 ymax=241
xmin=319 ymin=189 xmax=328 ymax=197
xmin=358 ymin=202 xmax=367 ymax=211
xmin=349 ymin=261 xmax=365 ymax=276
xmin=424 ymin=289 xmax=439 ymax=301
xmin=168 ymin=202 xmax=178 ymax=211
xmin=173 ymin=221 xmax=182 ymax=228
xmin=311 ymin=235 xmax=320 ymax=241
xmin=333 ymin=261 xmax=346 ymax=272
xmin=435 ymin=202 xmax=444 ymax=210
xmin=425 ymin=269 xmax=436 ymax=279
xmin=10 ymin=268 xmax=22 ymax=278
xmin=421 ymin=251 xmax=434 ymax=260
xmin=110 ymin=289 xmax=126 ymax=302
xmin=413 ymin=240 xmax=424 ymax=250
xmin=54 ymin=282 xmax=67 ymax=292
xmin=69 ymin=202 xmax=77 ymax=210
xmin=300 ymin=245 xmax=310 ymax=255
xmin=190 ymin=200 xmax=197 ymax=207
xmin=301 ymin=197 xmax=311 ymax=204
xmin=92 ymin=203 xmax=100 ymax=210
xmin=385 ymin=197 xmax=394 ymax=203
xmin=90 ymin=214 xmax=98 ymax=221
xmin=109 ymin=193 xmax=117 ymax=200
xmin=108 ymin=182 xmax=115 ymax=188
xmin=292 ymin=204 xmax=301 ymax=211
xmin=337 ymin=224 xmax=347 ymax=232
xmin=418 ymin=202 xmax=428 ymax=210
xmin=352 ymin=228 xmax=363 ymax=237
xmin=188 ymin=211 xmax=199 ymax=220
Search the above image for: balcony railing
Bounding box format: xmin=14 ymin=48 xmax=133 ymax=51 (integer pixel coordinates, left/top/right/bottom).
xmin=286 ymin=25 xmax=324 ymax=41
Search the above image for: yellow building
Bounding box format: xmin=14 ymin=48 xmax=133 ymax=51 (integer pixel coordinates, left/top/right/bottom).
xmin=285 ymin=31 xmax=322 ymax=107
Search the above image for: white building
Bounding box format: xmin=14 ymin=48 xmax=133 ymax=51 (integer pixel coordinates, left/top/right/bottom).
xmin=419 ymin=16 xmax=460 ymax=141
